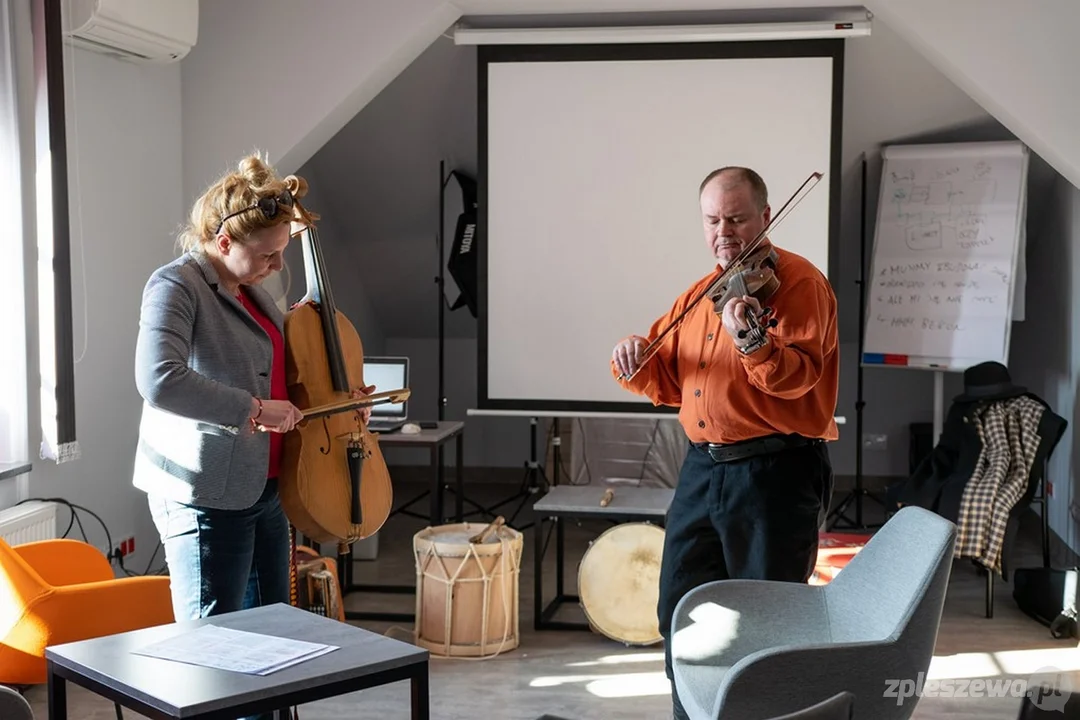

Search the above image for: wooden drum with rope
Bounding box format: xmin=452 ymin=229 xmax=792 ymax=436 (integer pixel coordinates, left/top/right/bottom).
xmin=413 ymin=517 xmax=522 ymax=658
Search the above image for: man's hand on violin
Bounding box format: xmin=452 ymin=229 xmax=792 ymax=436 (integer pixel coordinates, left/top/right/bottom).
xmin=352 ymin=384 xmax=376 ymax=424
xmin=722 ymin=295 xmax=769 ymax=350
xmin=613 ymin=335 xmax=648 ymax=379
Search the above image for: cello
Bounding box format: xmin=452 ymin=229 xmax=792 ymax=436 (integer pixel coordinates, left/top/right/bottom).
xmin=277 ymin=175 xmax=401 ymax=552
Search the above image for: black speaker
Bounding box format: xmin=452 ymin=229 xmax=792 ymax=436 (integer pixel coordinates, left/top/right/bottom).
xmin=446 ymin=170 xmax=477 ymax=318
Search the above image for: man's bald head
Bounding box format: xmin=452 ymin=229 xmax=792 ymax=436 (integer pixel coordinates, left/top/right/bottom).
xmin=698 ymin=166 xmax=772 ymax=267
xmin=699 ymin=167 xmax=769 ymax=212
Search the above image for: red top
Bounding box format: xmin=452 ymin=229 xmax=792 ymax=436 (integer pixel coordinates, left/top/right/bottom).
xmin=238 ymin=289 xmax=287 ymax=479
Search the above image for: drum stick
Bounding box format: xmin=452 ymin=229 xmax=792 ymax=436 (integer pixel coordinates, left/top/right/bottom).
xmin=600 ymin=488 xmax=614 ymax=507
xmin=469 ymin=516 xmax=506 ymax=543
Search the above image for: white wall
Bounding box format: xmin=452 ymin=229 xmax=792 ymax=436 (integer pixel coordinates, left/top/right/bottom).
xmin=1 ymin=43 xmax=183 ymax=569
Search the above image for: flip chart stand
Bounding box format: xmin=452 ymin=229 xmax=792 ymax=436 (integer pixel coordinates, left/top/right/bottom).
xmin=933 ymin=371 xmax=944 ymax=443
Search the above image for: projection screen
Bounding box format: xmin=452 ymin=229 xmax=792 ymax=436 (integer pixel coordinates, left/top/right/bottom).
xmin=477 ymin=40 xmax=843 ymax=414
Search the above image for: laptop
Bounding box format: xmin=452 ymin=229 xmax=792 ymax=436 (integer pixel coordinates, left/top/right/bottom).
xmin=363 ymin=356 xmax=410 ymax=432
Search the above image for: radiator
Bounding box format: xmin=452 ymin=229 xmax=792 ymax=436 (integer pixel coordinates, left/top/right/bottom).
xmin=0 ymin=501 xmax=59 ymax=545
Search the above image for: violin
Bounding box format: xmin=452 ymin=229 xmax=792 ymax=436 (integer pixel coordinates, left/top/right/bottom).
xmin=619 ymin=171 xmax=823 ymax=382
xmin=706 ymin=242 xmax=781 ymax=346
xmin=277 ymin=176 xmax=402 ymax=553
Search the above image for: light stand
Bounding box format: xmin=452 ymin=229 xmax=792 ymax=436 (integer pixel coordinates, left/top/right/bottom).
xmin=828 ymin=153 xmax=884 ymax=531
xmin=436 ymin=160 xmax=493 ymax=523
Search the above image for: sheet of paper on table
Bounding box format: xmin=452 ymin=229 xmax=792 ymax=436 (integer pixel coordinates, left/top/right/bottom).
xmin=131 ymin=624 xmax=339 ymax=675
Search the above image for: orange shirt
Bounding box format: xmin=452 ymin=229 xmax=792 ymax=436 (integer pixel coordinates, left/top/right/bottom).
xmin=611 ymin=245 xmax=839 ymax=445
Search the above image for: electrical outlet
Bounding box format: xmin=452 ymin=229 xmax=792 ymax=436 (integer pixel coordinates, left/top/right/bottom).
xmin=113 ymin=535 xmax=135 ymax=560
xmin=862 ymin=433 xmax=888 ymax=450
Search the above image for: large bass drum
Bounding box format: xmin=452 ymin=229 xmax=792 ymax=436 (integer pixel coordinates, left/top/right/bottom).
xmin=577 ymin=522 xmax=665 ymax=646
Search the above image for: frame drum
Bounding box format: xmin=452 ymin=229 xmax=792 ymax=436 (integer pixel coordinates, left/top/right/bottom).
xmin=413 ymin=521 xmax=522 ymax=658
xmin=578 ymin=522 xmax=665 ymax=646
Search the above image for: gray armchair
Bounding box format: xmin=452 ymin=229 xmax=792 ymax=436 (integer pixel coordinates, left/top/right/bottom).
xmin=0 ymin=686 xmax=33 ymax=720
xmin=770 ymin=691 xmax=855 ymax=719
xmin=671 ymin=506 xmax=957 ymax=719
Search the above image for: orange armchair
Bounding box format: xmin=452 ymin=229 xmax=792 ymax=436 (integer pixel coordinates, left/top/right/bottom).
xmin=0 ymin=537 xmax=174 ymax=685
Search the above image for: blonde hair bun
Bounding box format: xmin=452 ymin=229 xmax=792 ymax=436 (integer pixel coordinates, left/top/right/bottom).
xmin=176 ymin=151 xmax=318 ymax=253
xmin=237 ymin=154 xmax=277 ymax=189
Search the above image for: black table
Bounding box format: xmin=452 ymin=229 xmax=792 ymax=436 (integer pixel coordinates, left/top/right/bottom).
xmin=377 ymin=420 xmax=465 ymax=526
xmin=532 ymin=485 xmax=673 ymax=631
xmin=45 ymin=603 xmax=429 ymax=719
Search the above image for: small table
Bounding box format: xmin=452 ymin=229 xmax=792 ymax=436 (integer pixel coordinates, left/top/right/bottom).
xmin=378 ymin=420 xmax=465 ymax=525
xmin=532 ymin=485 xmax=673 ymax=631
xmin=45 ymin=603 xmax=429 ymax=720
xmin=339 ymin=421 xmax=466 ymax=623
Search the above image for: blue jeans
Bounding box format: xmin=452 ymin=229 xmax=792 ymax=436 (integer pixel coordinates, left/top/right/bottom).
xmin=148 ymin=477 xmax=292 ymax=720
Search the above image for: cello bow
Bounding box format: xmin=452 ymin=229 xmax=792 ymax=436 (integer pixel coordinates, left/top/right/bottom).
xmin=300 ymin=388 xmax=412 ymax=422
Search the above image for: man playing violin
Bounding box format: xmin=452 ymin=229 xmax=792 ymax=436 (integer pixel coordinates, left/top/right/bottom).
xmin=610 ymin=166 xmax=839 ymax=720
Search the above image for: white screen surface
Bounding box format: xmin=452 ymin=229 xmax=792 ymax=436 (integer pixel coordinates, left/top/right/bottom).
xmin=480 ymin=45 xmax=840 ymax=412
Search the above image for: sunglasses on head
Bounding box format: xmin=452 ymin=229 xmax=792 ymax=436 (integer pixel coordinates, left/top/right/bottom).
xmin=216 ymin=189 xmax=295 ymax=234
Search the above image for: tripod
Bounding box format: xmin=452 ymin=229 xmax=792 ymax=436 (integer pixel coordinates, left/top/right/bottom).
xmin=828 ymin=153 xmax=884 ymax=531
xmin=484 ymin=417 xmax=552 ymax=530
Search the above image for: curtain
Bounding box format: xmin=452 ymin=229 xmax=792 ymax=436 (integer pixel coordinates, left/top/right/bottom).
xmin=0 ymin=0 xmax=30 ymax=465
xmin=32 ymin=0 xmax=79 ymax=463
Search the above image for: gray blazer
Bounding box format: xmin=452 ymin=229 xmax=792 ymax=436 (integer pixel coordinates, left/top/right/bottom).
xmin=132 ymin=251 xmax=283 ymax=510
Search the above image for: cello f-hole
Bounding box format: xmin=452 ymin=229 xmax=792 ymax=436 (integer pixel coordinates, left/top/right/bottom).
xmin=319 ymin=419 xmax=331 ymax=455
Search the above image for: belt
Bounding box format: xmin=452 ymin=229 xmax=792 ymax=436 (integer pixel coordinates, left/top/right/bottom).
xmin=693 ymin=434 xmax=820 ymax=463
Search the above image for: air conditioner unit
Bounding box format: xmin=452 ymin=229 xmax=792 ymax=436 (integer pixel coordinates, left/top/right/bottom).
xmin=63 ymin=0 xmax=198 ymax=63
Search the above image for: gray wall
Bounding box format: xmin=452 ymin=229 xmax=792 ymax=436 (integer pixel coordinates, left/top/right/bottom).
xmin=1007 ymin=169 xmax=1080 ymax=553
xmin=298 ymin=21 xmax=1001 ymax=478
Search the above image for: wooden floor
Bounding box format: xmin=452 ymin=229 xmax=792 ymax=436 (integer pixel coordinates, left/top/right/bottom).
xmin=25 ymin=480 xmax=1080 ymax=720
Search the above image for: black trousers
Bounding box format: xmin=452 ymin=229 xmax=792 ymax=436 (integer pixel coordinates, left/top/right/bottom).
xmin=659 ymin=439 xmax=834 ymax=698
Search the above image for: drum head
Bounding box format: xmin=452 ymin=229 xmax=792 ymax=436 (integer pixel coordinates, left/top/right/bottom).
xmin=578 ymin=522 xmax=665 ymax=646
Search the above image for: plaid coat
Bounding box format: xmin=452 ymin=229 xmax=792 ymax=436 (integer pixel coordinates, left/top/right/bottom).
xmin=896 ymin=392 xmax=1066 ymax=575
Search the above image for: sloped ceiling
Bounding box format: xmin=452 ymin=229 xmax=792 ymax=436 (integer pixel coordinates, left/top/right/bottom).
xmin=863 ymin=0 xmax=1080 ymax=191
xmin=183 ymin=0 xmax=1078 ymax=341
xmin=295 ymin=32 xmax=479 ymax=339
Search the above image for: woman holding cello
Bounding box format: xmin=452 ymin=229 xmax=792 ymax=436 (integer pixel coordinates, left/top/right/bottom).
xmin=131 ymin=153 xmax=372 ymax=643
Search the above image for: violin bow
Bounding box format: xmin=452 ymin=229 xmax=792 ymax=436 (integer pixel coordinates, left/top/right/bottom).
xmin=618 ymin=171 xmax=823 ymax=382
